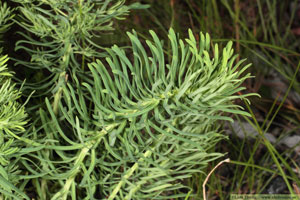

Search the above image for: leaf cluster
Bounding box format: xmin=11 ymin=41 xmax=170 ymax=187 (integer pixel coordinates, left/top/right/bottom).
xmin=12 ymin=0 xmax=148 ymax=96
xmin=0 ymin=2 xmax=28 ymax=198
xmin=0 ymin=1 xmax=257 ymax=199
xmin=0 ymin=1 xmax=14 ymax=39
xmin=15 ymin=29 xmax=254 ymax=199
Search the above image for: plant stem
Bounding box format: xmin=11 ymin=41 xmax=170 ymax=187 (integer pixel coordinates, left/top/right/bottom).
xmin=108 ymin=149 xmax=153 ymax=200
xmin=51 ymin=124 xmax=117 ymax=199
xmin=109 ymin=133 xmax=168 ymax=199
xmin=51 ymin=145 xmax=91 ymax=200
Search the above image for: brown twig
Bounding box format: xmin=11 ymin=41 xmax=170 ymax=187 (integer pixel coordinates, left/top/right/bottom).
xmin=203 ymin=158 xmax=231 ymax=200
xmin=293 ymin=183 xmax=300 ymax=195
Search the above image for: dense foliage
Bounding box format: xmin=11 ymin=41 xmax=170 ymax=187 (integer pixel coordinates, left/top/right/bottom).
xmin=0 ymin=0 xmax=256 ymax=199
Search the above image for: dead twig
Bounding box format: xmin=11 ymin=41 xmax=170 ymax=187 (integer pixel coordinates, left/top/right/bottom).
xmin=203 ymin=158 xmax=231 ymax=200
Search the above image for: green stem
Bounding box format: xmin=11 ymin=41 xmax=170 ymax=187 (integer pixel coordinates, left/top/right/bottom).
xmin=53 ymin=86 xmax=63 ymax=116
xmin=51 ymin=145 xmax=91 ymax=200
xmin=109 ymin=134 xmax=166 ymax=200
xmin=108 ymin=149 xmax=153 ymax=200
xmin=51 ymin=124 xmax=117 ymax=200
xmin=52 ymin=40 xmax=71 ymax=115
xmin=124 ymin=159 xmax=169 ymax=200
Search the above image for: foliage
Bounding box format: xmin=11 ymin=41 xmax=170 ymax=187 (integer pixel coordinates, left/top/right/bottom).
xmin=78 ymin=29 xmax=254 ymax=199
xmin=0 ymin=2 xmax=29 ymax=198
xmin=12 ymin=0 xmax=148 ymax=99
xmin=123 ymin=1 xmax=300 ymax=199
xmin=0 ymin=55 xmax=29 ymax=200
xmin=0 ymin=1 xmax=14 ymax=39
xmin=11 ymin=28 xmax=253 ymax=199
xmin=0 ymin=0 xmax=258 ymax=199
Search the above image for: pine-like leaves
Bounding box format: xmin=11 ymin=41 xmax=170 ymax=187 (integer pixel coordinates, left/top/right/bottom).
xmin=0 ymin=1 xmax=257 ymax=198
xmin=0 ymin=1 xmax=14 ymax=39
xmin=34 ymin=28 xmax=255 ymax=199
xmin=12 ymin=0 xmax=148 ymax=96
xmin=0 ymin=3 xmax=30 ymax=198
xmin=0 ymin=56 xmax=29 ymax=200
xmin=83 ymin=29 xmax=254 ymax=199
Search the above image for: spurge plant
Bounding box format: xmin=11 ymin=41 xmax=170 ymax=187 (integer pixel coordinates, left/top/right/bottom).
xmin=0 ymin=1 xmax=255 ymax=198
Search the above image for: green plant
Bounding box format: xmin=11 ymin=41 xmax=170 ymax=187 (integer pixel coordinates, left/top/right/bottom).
xmin=0 ymin=54 xmax=30 ymax=200
xmin=25 ymin=28 xmax=253 ymax=199
xmin=11 ymin=0 xmax=147 ymax=108
xmin=0 ymin=0 xmax=258 ymax=199
xmin=0 ymin=1 xmax=14 ymax=40
xmin=0 ymin=2 xmax=30 ymax=198
xmin=114 ymin=0 xmax=300 ymax=198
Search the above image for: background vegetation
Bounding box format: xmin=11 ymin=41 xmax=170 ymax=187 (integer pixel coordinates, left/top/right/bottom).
xmin=0 ymin=0 xmax=300 ymax=199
